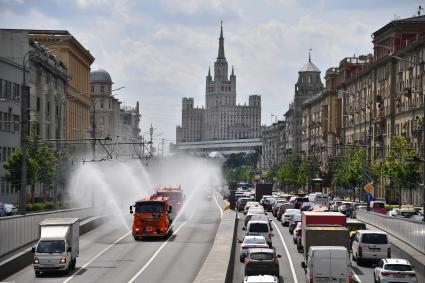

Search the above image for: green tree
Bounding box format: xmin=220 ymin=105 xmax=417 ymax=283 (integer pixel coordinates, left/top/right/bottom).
xmin=383 ymin=136 xmax=420 ymax=204
xmin=3 ymin=136 xmax=57 ymax=203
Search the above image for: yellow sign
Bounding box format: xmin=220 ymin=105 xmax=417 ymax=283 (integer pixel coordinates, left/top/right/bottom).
xmin=364 ymin=183 xmax=374 ymax=194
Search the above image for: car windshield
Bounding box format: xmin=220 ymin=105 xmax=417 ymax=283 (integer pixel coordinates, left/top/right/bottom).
xmin=249 ymin=208 xmax=264 ymax=213
xmin=244 ymin=237 xmax=266 ymax=245
xmin=250 ymin=252 xmax=274 ymax=260
xmin=286 ymin=209 xmax=300 ymax=214
xmin=373 ymin=202 xmax=385 ymax=209
xmin=384 ymin=264 xmax=413 ymax=271
xmin=36 ymin=240 xmax=65 ymax=253
xmin=249 ymin=223 xmax=268 ymax=232
xmin=293 ymin=214 xmax=302 ymax=221
xmin=297 ymin=197 xmax=309 ymax=202
xmin=135 ymin=201 xmax=165 ymax=213
xmin=362 ymin=233 xmax=388 ymax=244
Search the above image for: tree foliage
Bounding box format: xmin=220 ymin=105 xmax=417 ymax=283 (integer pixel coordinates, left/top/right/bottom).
xmin=3 ymin=136 xmax=57 ymax=191
xmin=383 ymin=136 xmax=421 ymax=190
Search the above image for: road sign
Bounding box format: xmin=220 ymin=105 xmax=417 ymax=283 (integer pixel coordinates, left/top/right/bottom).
xmin=364 ymin=193 xmax=374 ymax=202
xmin=364 ymin=183 xmax=374 ymax=194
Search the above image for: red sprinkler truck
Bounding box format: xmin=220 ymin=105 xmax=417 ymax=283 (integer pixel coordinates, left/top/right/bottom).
xmin=130 ymin=194 xmax=173 ymax=240
xmin=156 ymin=186 xmax=184 ymax=215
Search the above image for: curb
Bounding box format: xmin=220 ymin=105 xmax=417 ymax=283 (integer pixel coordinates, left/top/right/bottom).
xmin=194 ymin=209 xmax=237 ymax=283
xmin=0 ymin=215 xmax=108 ymax=281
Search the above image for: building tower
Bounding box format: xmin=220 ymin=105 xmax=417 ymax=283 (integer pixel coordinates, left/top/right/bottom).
xmin=205 ymin=21 xmax=236 ymax=109
xmin=292 ymin=50 xmax=324 ymax=154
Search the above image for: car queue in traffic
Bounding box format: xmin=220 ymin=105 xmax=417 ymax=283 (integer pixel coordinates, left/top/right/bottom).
xmin=232 ymin=188 xmax=419 ymax=283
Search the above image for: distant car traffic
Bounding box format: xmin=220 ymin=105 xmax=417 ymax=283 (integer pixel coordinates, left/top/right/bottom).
xmin=0 ymin=202 xmax=6 ymax=217
xmin=4 ymin=203 xmax=18 ymax=216
xmin=281 ymin=209 xmax=301 ymax=226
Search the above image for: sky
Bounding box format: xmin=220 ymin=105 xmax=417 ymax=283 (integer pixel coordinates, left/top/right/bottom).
xmin=0 ymin=0 xmax=419 ymax=149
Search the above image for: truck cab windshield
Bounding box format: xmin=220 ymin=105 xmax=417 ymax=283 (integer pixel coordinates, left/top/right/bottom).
xmin=36 ymin=240 xmax=65 ymax=253
xmin=135 ymin=202 xmax=165 ymax=213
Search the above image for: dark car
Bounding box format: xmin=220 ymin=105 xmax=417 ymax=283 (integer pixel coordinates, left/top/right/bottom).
xmin=243 ymin=248 xmax=281 ymax=276
xmin=237 ymin=198 xmax=252 ymax=212
xmin=276 ymin=203 xmax=293 ymax=221
xmin=300 ymin=202 xmax=313 ymax=211
xmin=262 ymin=197 xmax=277 ymax=212
xmin=271 ymin=200 xmax=286 ymax=216
xmin=294 ymin=197 xmax=309 ymax=209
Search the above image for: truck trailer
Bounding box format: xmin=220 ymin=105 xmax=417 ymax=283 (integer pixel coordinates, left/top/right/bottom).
xmin=302 ymin=226 xmax=350 ymax=259
xmin=32 ymin=218 xmax=79 ymax=276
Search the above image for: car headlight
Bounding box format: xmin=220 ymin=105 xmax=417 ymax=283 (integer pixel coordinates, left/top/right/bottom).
xmin=34 ymin=256 xmax=39 ymax=264
xmin=60 ymin=256 xmax=67 ymax=264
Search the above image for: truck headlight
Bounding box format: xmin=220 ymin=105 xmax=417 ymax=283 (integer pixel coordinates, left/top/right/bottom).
xmin=34 ymin=256 xmax=39 ymax=264
xmin=60 ymin=256 xmax=67 ymax=264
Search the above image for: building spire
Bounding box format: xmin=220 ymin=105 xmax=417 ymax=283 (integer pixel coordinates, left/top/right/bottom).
xmin=217 ymin=20 xmax=225 ymax=59
xmin=208 ymin=66 xmax=211 ymax=76
xmin=231 ymin=65 xmax=234 ymax=76
xmin=309 ymin=48 xmax=312 ymax=62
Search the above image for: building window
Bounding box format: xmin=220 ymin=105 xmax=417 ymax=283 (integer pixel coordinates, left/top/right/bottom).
xmin=91 ymin=86 xmax=94 ymax=93
xmin=47 ymin=101 xmax=50 ymax=114
xmin=109 ymin=100 xmax=111 ymax=109
xmin=101 ymin=86 xmax=104 ymax=93
xmin=100 ymin=100 xmax=104 ymax=108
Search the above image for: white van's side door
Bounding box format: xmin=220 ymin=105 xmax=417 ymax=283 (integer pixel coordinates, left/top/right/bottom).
xmin=351 ymin=232 xmax=360 ymax=258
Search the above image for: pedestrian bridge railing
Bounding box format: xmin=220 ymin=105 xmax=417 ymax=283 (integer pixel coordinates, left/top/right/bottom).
xmin=356 ymin=210 xmax=425 ymax=254
xmin=0 ymin=207 xmax=102 ymax=258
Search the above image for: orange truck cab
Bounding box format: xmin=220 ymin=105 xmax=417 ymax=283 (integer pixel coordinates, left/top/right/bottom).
xmin=130 ymin=195 xmax=173 ymax=239
xmin=156 ymin=187 xmax=184 ymax=215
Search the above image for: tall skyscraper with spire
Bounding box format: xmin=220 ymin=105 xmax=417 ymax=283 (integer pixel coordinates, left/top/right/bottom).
xmin=176 ymin=23 xmax=261 ymax=155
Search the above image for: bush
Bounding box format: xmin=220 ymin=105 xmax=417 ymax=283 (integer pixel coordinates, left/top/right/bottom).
xmin=26 ymin=203 xmax=54 ymax=211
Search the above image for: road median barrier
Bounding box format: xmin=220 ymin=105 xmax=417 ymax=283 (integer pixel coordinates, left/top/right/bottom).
xmin=194 ymin=209 xmax=237 ymax=283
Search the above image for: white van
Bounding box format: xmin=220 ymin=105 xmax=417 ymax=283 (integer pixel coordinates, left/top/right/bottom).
xmin=244 ymin=220 xmax=272 ymax=247
xmin=351 ymin=230 xmax=390 ymax=264
xmin=308 ymin=193 xmax=329 ymax=206
xmin=302 ymin=246 xmax=352 ymax=283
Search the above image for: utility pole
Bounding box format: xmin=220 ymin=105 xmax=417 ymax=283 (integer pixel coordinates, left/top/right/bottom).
xmin=91 ymin=100 xmax=96 ymax=207
xmin=161 ymin=139 xmax=165 ymax=157
xmin=20 ymin=75 xmax=30 ymax=215
xmin=149 ymin=124 xmax=153 ymax=155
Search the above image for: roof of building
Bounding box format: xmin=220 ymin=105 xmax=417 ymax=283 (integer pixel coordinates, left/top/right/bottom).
xmin=373 ymin=15 xmax=425 ymax=36
xmin=299 ymin=61 xmax=321 ymax=72
xmin=90 ymin=68 xmax=113 ymax=83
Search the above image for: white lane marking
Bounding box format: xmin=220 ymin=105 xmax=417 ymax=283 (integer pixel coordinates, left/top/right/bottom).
xmin=352 ymin=267 xmax=362 ymax=283
xmin=272 ymin=221 xmax=298 ymax=283
xmin=63 ymin=231 xmax=131 ymax=283
xmin=127 ymin=215 xmax=193 ymax=283
xmin=214 ymin=194 xmax=223 ymax=219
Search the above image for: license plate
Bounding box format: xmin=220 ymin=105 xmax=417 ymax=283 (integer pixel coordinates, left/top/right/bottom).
xmin=369 ymin=248 xmax=380 ymax=251
xmin=316 ymin=277 xmax=330 ymax=282
xmin=393 ymin=274 xmax=404 ymax=278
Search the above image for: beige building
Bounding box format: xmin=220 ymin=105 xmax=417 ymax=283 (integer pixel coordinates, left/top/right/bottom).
xmin=176 ymin=23 xmax=261 ymax=155
xmin=261 ymin=120 xmax=286 ymax=171
xmin=336 ymin=14 xmax=425 ymax=204
xmin=29 ymin=30 xmax=95 ymax=140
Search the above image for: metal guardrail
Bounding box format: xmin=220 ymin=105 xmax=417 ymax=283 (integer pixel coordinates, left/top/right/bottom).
xmin=356 ymin=210 xmax=425 ymax=254
xmin=0 ymin=207 xmax=102 ymax=258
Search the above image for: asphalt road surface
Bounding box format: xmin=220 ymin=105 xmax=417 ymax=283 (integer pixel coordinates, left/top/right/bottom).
xmin=233 ymin=211 xmax=387 ymax=283
xmin=4 ymin=194 xmax=224 ymax=283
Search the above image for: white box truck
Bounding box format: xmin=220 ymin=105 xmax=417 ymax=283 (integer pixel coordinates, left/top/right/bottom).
xmin=32 ymin=218 xmax=79 ymax=277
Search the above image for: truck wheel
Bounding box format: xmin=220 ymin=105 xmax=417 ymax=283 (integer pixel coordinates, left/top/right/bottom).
xmin=71 ymin=258 xmax=76 ymax=269
xmin=352 ymin=253 xmax=356 ymax=261
xmin=35 ymin=271 xmax=41 ymax=277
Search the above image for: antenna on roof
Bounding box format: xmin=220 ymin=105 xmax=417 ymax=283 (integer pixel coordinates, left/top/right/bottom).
xmin=309 ymin=48 xmax=312 ymax=62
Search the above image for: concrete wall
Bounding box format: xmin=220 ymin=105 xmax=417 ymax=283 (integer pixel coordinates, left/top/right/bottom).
xmin=0 ymin=207 xmax=102 ymax=258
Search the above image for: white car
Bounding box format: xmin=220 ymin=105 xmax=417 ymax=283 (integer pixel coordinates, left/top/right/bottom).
xmin=244 ymin=201 xmax=260 ymax=214
xmin=352 ymin=230 xmax=391 ymax=264
xmin=293 ymin=222 xmax=302 ymax=244
xmin=374 ymin=258 xmax=417 ymax=283
xmin=281 ymin=209 xmax=301 ymax=226
xmin=239 ymin=235 xmax=269 ymax=262
xmin=244 ymin=275 xmax=279 ymax=283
